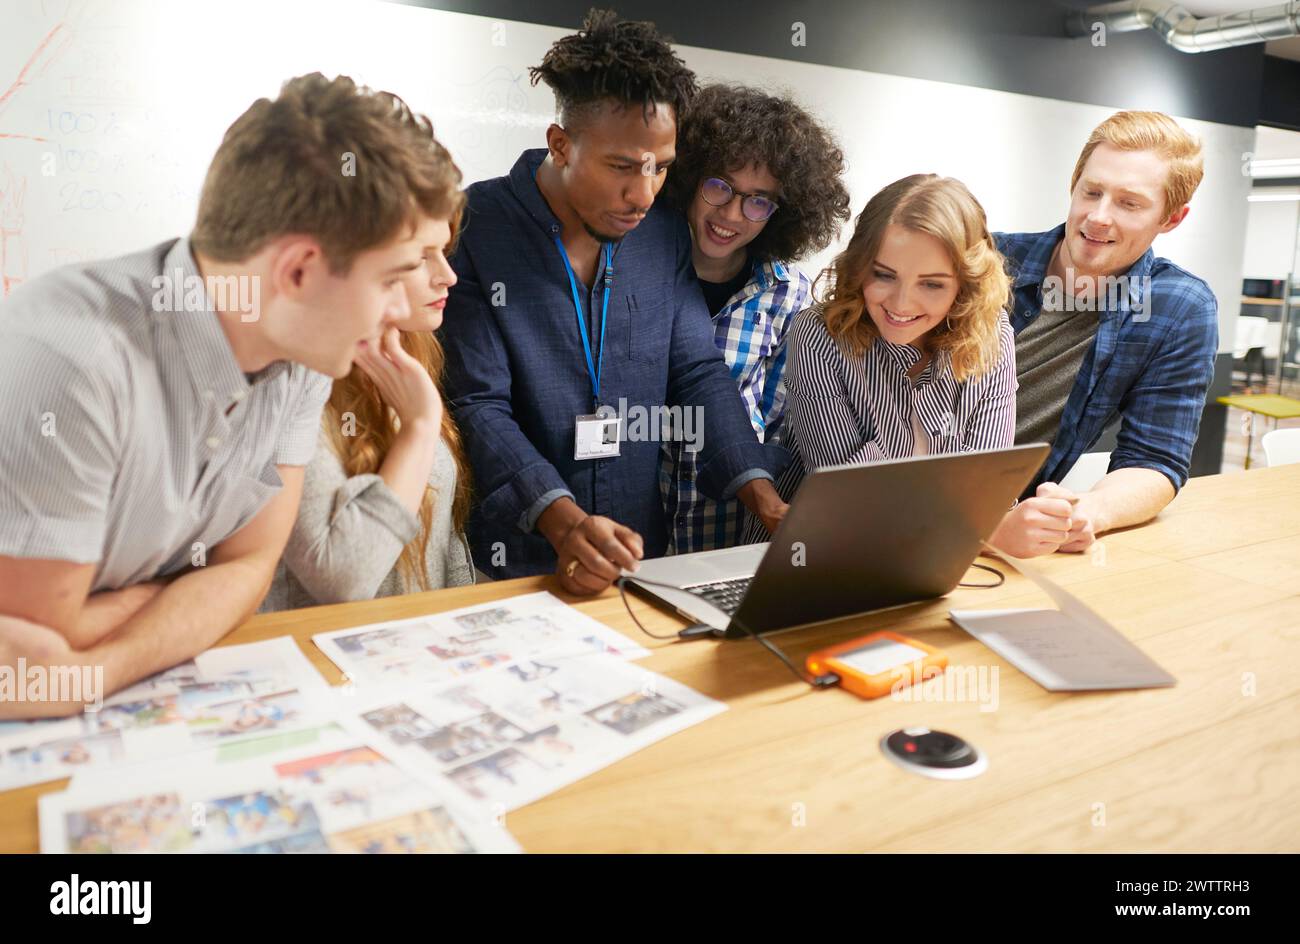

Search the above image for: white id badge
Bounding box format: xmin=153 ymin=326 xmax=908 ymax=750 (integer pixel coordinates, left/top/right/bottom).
xmin=574 ymin=413 xmax=622 ymax=460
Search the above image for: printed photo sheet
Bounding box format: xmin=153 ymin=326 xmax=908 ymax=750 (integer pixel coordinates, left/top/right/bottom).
xmin=0 ymin=638 xmax=331 ymax=791
xmin=313 ymin=591 xmax=649 ymax=686
xmin=40 ymin=723 xmax=518 ymax=854
xmin=338 ymin=652 xmax=726 ymax=812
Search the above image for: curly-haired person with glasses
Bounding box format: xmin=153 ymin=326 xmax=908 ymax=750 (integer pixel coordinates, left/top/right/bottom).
xmin=440 ymin=10 xmax=792 ymax=593
xmin=659 ymin=84 xmax=851 ymax=552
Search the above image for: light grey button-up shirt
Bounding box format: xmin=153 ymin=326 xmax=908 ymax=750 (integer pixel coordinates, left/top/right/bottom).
xmin=0 ymin=238 xmax=331 ymax=592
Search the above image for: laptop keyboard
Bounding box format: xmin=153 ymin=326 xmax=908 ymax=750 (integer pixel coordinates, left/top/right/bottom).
xmin=684 ymin=576 xmax=752 ymax=615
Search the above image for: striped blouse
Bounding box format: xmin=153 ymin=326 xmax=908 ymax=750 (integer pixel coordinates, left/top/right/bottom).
xmin=785 ymin=305 xmax=1018 ymax=471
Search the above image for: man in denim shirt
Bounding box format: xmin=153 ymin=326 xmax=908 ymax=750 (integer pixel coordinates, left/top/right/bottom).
xmin=989 ymin=111 xmax=1218 ymax=558
xmin=441 ymin=11 xmax=788 ymax=592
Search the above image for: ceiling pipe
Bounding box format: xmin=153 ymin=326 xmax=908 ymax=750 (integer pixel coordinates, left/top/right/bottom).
xmin=1064 ymin=0 xmax=1300 ymax=52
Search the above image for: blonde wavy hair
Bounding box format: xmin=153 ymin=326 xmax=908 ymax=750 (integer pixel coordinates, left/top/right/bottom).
xmin=322 ymin=135 xmax=470 ymax=592
xmin=816 ymin=174 xmax=1010 ymax=382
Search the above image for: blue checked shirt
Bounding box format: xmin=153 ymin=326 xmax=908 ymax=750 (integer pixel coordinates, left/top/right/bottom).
xmin=996 ymin=224 xmax=1218 ymax=495
xmin=659 ymin=259 xmax=813 ymax=552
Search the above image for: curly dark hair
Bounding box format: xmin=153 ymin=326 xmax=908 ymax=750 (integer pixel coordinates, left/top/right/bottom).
xmin=528 ymin=8 xmax=698 ymax=129
xmin=664 ymin=83 xmax=851 ymax=263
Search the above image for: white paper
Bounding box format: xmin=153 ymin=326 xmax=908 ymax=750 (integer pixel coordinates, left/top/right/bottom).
xmin=0 ymin=638 xmax=332 ymax=791
xmin=949 ymin=544 xmax=1176 ymax=691
xmin=338 ymin=653 xmax=726 ymax=812
xmin=312 ymin=591 xmax=649 ymax=687
xmin=39 ymin=724 xmax=518 ymax=854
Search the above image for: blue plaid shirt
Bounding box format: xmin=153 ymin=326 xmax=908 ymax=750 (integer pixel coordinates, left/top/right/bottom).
xmin=996 ymin=224 xmax=1218 ymax=495
xmin=659 ymin=259 xmax=813 ymax=552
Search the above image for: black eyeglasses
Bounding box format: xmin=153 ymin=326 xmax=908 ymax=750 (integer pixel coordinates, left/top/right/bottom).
xmin=700 ymin=177 xmax=780 ymax=222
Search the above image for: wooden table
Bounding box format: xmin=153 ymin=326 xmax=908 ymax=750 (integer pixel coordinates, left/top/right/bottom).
xmin=3 ymin=465 xmax=1299 ymax=853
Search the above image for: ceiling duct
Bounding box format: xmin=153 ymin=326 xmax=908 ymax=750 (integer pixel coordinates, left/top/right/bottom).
xmin=1064 ymin=1 xmax=1300 ymax=52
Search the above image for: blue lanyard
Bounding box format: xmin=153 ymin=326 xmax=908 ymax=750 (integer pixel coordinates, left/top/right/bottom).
xmin=554 ymin=237 xmax=613 ymax=400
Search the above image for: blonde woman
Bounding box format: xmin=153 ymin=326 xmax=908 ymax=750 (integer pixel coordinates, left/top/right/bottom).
xmin=786 ymin=174 xmax=1016 ymax=472
xmin=263 ymin=141 xmax=475 ymax=609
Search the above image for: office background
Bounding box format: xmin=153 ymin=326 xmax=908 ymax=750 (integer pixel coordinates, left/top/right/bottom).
xmin=2 ymin=0 xmax=1297 ymax=472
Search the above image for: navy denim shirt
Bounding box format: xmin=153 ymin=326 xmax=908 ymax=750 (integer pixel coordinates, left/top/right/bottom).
xmin=442 ymin=149 xmax=785 ymax=578
xmin=997 ymin=224 xmax=1218 ymax=495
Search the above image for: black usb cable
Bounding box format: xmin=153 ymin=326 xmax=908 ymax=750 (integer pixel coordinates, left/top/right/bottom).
xmin=617 ymin=575 xmax=839 ymax=689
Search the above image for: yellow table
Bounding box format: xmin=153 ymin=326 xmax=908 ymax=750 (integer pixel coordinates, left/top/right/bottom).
xmin=3 ymin=464 xmax=1299 ymax=852
xmin=1217 ymin=393 xmax=1300 ymax=468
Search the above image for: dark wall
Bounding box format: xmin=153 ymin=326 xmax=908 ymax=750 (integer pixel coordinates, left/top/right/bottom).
xmin=395 ymin=0 xmax=1265 ymax=128
xmin=1260 ymin=55 xmax=1300 ymax=132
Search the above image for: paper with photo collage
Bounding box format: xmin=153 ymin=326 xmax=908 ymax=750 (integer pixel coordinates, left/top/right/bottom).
xmin=312 ymin=592 xmax=650 ymax=688
xmin=337 ymin=652 xmax=727 ymax=813
xmin=0 ymin=638 xmax=331 ymax=792
xmin=39 ymin=723 xmax=518 ymax=854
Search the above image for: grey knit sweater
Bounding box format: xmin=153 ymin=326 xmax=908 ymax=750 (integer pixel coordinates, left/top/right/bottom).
xmin=261 ymin=425 xmax=474 ymax=611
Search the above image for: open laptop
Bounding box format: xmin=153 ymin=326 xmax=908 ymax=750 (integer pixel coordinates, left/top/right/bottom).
xmin=628 ymin=444 xmax=1050 ymax=638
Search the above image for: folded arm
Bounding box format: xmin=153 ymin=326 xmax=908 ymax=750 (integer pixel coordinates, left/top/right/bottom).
xmin=0 ymin=466 xmax=306 ymax=719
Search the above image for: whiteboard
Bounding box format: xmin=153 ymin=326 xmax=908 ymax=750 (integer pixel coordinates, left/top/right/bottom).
xmin=0 ymin=0 xmax=1252 ymax=348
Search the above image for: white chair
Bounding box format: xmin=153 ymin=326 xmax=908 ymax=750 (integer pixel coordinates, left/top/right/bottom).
xmin=1262 ymin=428 xmax=1300 ymax=467
xmin=1058 ymin=451 xmax=1112 ymax=493
xmin=1232 ymin=316 xmax=1281 ymax=390
xmin=1232 ymin=316 xmax=1279 ymax=360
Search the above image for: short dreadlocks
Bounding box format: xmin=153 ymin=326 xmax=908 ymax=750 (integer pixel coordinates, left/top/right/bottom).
xmin=528 ymin=8 xmax=698 ymax=131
